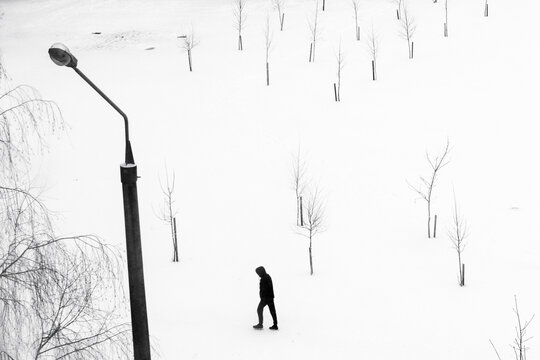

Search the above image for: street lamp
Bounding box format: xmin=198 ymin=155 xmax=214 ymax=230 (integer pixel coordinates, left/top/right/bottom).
xmin=48 ymin=43 xmax=151 ymax=360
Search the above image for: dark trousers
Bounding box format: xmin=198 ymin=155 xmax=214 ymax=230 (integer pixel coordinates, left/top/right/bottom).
xmin=257 ymin=298 xmax=277 ymax=325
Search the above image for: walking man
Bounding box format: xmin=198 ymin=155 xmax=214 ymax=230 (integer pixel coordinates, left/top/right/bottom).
xmin=253 ymin=266 xmax=278 ymax=330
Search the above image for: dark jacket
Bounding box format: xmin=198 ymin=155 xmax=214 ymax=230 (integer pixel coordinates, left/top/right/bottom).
xmin=256 ymin=266 xmax=274 ymax=299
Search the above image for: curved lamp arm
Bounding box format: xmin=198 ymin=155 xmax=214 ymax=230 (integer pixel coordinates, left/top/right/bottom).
xmin=72 ymin=67 xmax=134 ymax=164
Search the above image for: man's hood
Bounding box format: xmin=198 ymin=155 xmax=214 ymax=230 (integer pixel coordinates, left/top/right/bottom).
xmin=255 ymin=266 xmax=267 ymax=277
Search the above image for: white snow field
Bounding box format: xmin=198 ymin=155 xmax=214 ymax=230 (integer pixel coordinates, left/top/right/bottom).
xmin=2 ymin=0 xmax=540 ymax=358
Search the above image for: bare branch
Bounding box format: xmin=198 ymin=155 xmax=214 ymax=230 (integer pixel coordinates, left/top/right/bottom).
xmin=489 ymin=339 xmax=503 ymax=360
xmin=0 ymin=84 xmax=64 ymax=180
xmin=182 ymin=26 xmax=199 ymax=52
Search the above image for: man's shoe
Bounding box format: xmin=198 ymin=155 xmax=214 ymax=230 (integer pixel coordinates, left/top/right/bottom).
xmin=269 ymin=324 xmax=278 ymax=330
xmin=253 ymin=324 xmax=263 ymax=329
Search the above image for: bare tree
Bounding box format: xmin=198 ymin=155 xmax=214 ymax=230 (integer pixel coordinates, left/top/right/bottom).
xmin=484 ymin=0 xmax=489 ymax=17
xmin=409 ymin=140 xmax=450 ymax=238
xmin=308 ymin=0 xmax=321 ymax=62
xmin=233 ymin=0 xmax=247 ymax=50
xmin=334 ymin=40 xmax=344 ymax=102
xmin=273 ymin=0 xmax=285 ymax=31
xmin=490 ymin=296 xmax=535 ymax=360
xmin=159 ymin=167 xmax=179 ymax=262
xmin=0 ymin=78 xmax=131 ymax=359
xmin=366 ymin=23 xmax=379 ymax=80
xmin=448 ymin=191 xmax=467 ymax=286
xmin=511 ymin=297 xmax=535 ymax=360
xmin=292 ymin=148 xmax=308 ymax=226
xmin=1 ymin=188 xmax=132 ymax=359
xmin=298 ymin=188 xmax=325 ymax=275
xmin=399 ymin=0 xmax=416 ymax=59
xmin=182 ymin=26 xmax=199 ymax=72
xmin=264 ymin=13 xmax=273 ymax=86
xmin=352 ymin=0 xmax=360 ymax=40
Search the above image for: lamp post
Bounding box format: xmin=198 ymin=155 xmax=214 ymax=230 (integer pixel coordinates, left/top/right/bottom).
xmin=48 ymin=43 xmax=151 ymax=360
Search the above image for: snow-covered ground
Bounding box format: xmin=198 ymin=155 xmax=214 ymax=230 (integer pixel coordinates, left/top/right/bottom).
xmin=2 ymin=0 xmax=540 ymax=358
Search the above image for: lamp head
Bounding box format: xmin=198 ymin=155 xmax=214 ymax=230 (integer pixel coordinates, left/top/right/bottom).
xmin=48 ymin=43 xmax=78 ymax=68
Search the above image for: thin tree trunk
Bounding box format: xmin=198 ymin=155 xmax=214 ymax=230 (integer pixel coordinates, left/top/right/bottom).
xmin=458 ymin=252 xmax=462 ymax=285
xmin=238 ymin=35 xmax=243 ymax=50
xmin=433 ymin=214 xmax=438 ymax=238
xmin=372 ymin=60 xmax=376 ymax=81
xmin=309 ymin=43 xmax=313 ymax=62
xmin=322 ymin=0 xmax=325 ymax=11
xmin=170 ymin=217 xmax=175 ymax=261
xmin=300 ymin=196 xmax=304 ymax=226
xmin=309 ymin=238 xmax=313 ymax=275
xmin=188 ymin=49 xmax=192 ymax=72
xmin=356 ymin=26 xmax=360 ymax=41
xmin=334 ymin=83 xmax=338 ymax=102
xmin=484 ymin=3 xmax=488 ymax=16
xmin=296 ymin=196 xmax=300 ymax=226
xmin=281 ymin=13 xmax=285 ymax=31
xmin=427 ymin=191 xmax=432 ymax=237
xmin=266 ymin=62 xmax=269 ymax=86
xmin=173 ymin=217 xmax=179 ymax=262
xmin=461 ymin=263 xmax=465 ymax=286
xmin=396 ymin=9 xmax=400 ymax=20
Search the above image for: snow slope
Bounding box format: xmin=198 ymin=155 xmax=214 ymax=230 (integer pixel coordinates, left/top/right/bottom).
xmin=1 ymin=0 xmax=540 ymax=358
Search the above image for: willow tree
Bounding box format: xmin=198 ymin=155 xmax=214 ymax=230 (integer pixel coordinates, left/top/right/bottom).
xmin=0 ymin=75 xmax=131 ymax=359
